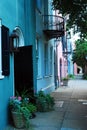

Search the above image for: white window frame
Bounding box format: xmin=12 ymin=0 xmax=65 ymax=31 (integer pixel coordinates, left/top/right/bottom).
xmin=14 ymin=27 xmax=24 ymax=47
xmin=49 ymin=46 xmax=53 ymax=75
xmin=0 ymin=19 xmax=4 ymax=79
xmin=36 ymin=37 xmax=41 ymax=78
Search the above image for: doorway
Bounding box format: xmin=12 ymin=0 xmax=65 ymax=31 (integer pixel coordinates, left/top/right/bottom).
xmin=14 ymin=45 xmax=34 ymax=100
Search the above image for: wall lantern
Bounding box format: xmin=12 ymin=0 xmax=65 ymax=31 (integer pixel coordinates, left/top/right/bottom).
xmin=10 ymin=30 xmax=19 ymax=52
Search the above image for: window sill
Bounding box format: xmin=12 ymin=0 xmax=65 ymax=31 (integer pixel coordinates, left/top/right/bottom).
xmin=37 ymin=76 xmax=42 ymax=80
xmin=44 ymin=75 xmax=53 ymax=78
xmin=44 ymin=75 xmax=50 ymax=78
xmin=0 ymin=75 xmax=4 ymax=80
xmin=49 ymin=75 xmax=53 ymax=77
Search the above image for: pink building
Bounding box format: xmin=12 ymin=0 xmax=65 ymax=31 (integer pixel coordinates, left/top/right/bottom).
xmin=56 ymin=40 xmax=68 ymax=83
xmin=74 ymin=63 xmax=77 ymax=75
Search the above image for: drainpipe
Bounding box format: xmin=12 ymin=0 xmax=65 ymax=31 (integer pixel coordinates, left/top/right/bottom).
xmin=54 ymin=39 xmax=60 ymax=88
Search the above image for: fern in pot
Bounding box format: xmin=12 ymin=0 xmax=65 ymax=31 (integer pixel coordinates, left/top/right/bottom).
xmin=9 ymin=96 xmax=31 ymax=128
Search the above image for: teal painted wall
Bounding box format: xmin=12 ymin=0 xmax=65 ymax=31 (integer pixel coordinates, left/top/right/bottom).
xmin=0 ymin=0 xmax=55 ymax=128
xmin=0 ymin=1 xmax=18 ymax=128
xmin=0 ymin=0 xmax=36 ymax=129
xmin=36 ymin=0 xmax=55 ymax=93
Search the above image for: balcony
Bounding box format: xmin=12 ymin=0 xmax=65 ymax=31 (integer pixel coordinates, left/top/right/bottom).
xmin=43 ymin=15 xmax=65 ymax=39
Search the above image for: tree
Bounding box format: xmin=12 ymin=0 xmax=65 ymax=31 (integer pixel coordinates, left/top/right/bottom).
xmin=52 ymin=0 xmax=87 ymax=38
xmin=72 ymin=39 xmax=87 ymax=74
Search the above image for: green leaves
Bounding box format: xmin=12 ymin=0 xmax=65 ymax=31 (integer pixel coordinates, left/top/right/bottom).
xmin=36 ymin=91 xmax=54 ymax=112
xmin=72 ymin=39 xmax=87 ymax=67
xmin=52 ymin=0 xmax=87 ymax=38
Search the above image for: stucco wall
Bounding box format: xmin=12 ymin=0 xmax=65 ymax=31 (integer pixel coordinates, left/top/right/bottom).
xmin=0 ymin=1 xmax=18 ymax=128
xmin=0 ymin=0 xmax=36 ymax=129
xmin=57 ymin=40 xmax=68 ymax=84
xmin=36 ymin=0 xmax=55 ymax=93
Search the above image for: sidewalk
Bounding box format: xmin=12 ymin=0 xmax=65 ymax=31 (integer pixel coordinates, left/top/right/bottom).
xmin=6 ymin=78 xmax=87 ymax=130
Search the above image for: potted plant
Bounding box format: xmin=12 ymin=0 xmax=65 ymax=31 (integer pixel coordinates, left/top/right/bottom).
xmin=9 ymin=96 xmax=31 ymax=129
xmin=68 ymin=74 xmax=74 ymax=79
xmin=62 ymin=76 xmax=69 ymax=86
xmin=45 ymin=94 xmax=55 ymax=110
xmin=36 ymin=91 xmax=54 ymax=112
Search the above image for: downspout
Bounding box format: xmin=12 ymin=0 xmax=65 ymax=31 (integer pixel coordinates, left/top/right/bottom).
xmin=54 ymin=39 xmax=60 ymax=88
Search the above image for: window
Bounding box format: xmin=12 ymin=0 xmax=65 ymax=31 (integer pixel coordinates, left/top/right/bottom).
xmin=2 ymin=25 xmax=10 ymax=76
xmin=0 ymin=20 xmax=9 ymax=78
xmin=36 ymin=37 xmax=41 ymax=77
xmin=44 ymin=43 xmax=48 ymax=76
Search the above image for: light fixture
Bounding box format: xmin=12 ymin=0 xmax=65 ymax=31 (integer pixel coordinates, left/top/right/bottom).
xmin=10 ymin=30 xmax=19 ymax=52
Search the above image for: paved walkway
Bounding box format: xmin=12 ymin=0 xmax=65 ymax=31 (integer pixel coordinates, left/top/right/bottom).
xmin=6 ymin=77 xmax=87 ymax=130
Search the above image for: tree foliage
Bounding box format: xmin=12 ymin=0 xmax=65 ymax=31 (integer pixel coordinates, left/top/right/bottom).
xmin=72 ymin=39 xmax=87 ymax=68
xmin=52 ymin=0 xmax=87 ymax=38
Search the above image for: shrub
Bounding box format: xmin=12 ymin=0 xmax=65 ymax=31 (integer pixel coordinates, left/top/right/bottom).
xmin=36 ymin=91 xmax=54 ymax=112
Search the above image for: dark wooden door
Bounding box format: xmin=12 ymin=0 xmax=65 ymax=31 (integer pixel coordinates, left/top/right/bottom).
xmin=14 ymin=46 xmax=33 ymax=98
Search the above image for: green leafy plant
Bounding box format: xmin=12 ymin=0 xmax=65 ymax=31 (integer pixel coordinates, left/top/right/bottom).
xmin=52 ymin=0 xmax=87 ymax=38
xmin=36 ymin=91 xmax=54 ymax=112
xmin=68 ymin=74 xmax=74 ymax=79
xmin=9 ymin=96 xmax=31 ymax=128
xmin=45 ymin=94 xmax=55 ymax=109
xmin=16 ymin=89 xmax=29 ymax=100
xmin=72 ymin=39 xmax=87 ymax=75
xmin=27 ymin=103 xmax=37 ymax=114
xmin=20 ymin=106 xmax=30 ymax=128
xmin=62 ymin=76 xmax=69 ymax=86
xmin=26 ymin=103 xmax=37 ymax=119
xmin=83 ymin=74 xmax=87 ymax=80
xmin=62 ymin=77 xmax=69 ymax=81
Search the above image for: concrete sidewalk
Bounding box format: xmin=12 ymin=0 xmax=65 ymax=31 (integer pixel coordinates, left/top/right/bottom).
xmin=6 ymin=79 xmax=87 ymax=130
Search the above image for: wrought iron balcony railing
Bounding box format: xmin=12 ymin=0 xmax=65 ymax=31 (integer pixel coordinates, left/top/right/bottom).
xmin=43 ymin=15 xmax=65 ymax=39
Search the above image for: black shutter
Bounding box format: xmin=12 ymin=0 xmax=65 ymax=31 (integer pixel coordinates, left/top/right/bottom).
xmin=2 ymin=25 xmax=10 ymax=76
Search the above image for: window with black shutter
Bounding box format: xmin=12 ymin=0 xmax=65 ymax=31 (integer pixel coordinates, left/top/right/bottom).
xmin=2 ymin=25 xmax=10 ymax=76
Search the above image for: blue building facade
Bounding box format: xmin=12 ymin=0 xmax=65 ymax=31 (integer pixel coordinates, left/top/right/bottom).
xmin=0 ymin=0 xmax=36 ymax=129
xmin=67 ymin=38 xmax=73 ymax=75
xmin=0 ymin=0 xmax=65 ymax=128
xmin=36 ymin=0 xmax=55 ymax=93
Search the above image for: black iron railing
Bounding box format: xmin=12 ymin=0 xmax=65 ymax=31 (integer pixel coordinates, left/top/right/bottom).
xmin=43 ymin=15 xmax=65 ymax=39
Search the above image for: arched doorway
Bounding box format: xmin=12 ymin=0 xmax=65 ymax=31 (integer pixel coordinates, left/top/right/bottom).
xmin=13 ymin=27 xmax=34 ymax=102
